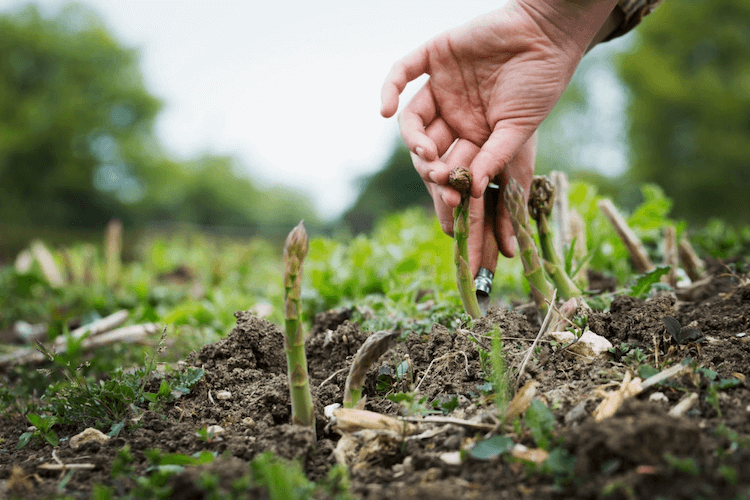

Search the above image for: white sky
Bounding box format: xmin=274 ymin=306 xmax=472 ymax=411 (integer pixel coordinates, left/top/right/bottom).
xmin=1 ymin=0 xmax=521 ymax=220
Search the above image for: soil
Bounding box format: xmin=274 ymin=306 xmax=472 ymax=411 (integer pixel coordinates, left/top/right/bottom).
xmin=2 ymin=269 xmax=750 ymax=499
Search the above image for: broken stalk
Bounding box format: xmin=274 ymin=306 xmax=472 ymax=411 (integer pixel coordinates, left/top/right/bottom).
xmin=528 ymin=176 xmax=582 ymax=300
xmin=505 ymin=178 xmax=555 ymax=319
xmin=449 ymin=167 xmax=482 ymax=319
xmin=283 ymin=221 xmax=315 ymax=430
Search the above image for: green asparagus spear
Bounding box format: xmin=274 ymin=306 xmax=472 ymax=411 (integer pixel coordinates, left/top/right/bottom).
xmin=283 ymin=221 xmax=315 ymax=430
xmin=505 ymin=178 xmax=555 ymax=319
xmin=449 ymin=167 xmax=482 ymax=319
xmin=528 ymin=176 xmax=581 ymax=300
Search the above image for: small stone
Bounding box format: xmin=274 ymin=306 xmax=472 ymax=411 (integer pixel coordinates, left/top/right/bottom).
xmin=205 ymin=425 xmax=225 ymax=436
xmin=440 ymin=451 xmax=463 ymax=465
xmin=70 ymin=428 xmax=110 ymax=449
xmin=548 ymin=330 xmax=613 ymax=359
xmin=215 ymin=390 xmax=232 ymax=400
xmin=649 ymin=392 xmax=668 ymax=403
xmin=242 ymin=417 xmax=255 ymax=427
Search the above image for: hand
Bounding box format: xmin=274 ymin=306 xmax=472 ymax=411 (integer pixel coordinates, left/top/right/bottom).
xmin=417 ymin=132 xmax=537 ymax=277
xmin=381 ymin=0 xmax=617 ymax=273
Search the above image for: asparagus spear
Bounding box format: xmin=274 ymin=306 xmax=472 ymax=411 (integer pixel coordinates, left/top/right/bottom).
xmin=528 ymin=176 xmax=581 ymax=300
xmin=343 ymin=330 xmax=400 ymax=408
xmin=283 ymin=221 xmax=315 ymax=430
xmin=449 ymin=167 xmax=482 ymax=319
xmin=505 ymin=178 xmax=555 ymax=319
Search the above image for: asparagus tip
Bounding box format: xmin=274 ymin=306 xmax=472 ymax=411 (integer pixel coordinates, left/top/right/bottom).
xmin=448 ymin=166 xmax=472 ymax=195
xmin=284 ymin=220 xmax=309 ymax=260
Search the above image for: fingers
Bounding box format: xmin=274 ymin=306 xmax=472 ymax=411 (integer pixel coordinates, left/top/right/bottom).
xmin=424 ymin=179 xmax=455 ymax=236
xmin=408 ymin=115 xmax=455 ymax=185
xmin=421 ymin=137 xmax=481 ymax=237
xmin=468 ymin=122 xmax=534 ymax=199
xmin=398 ymin=83 xmax=441 ymax=161
xmin=466 ymin=195 xmax=489 ymax=278
xmin=380 ymin=45 xmax=430 ymax=118
xmin=494 ymin=132 xmax=538 ymax=258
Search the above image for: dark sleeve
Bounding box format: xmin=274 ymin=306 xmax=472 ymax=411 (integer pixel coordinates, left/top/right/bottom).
xmin=604 ymin=0 xmax=664 ymax=41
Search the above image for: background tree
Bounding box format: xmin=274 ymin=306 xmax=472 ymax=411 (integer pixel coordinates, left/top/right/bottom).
xmin=617 ymin=0 xmax=750 ymax=223
xmin=0 ymin=3 xmax=318 ymax=255
xmin=0 ymin=4 xmax=161 ymax=228
xmin=343 ymin=142 xmax=431 ymax=233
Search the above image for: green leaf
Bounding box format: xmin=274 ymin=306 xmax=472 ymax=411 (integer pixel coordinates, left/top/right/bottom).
xmin=638 ymin=365 xmax=659 ymax=379
xmin=717 ymin=378 xmax=741 ymax=390
xmin=542 ymin=447 xmax=576 ymax=478
xmin=17 ymin=432 xmax=33 ymax=449
xmin=662 ymin=316 xmax=681 ymax=339
xmin=525 ymin=400 xmax=556 ymax=451
xmin=108 ymin=420 xmax=126 ymax=438
xmin=386 ymin=392 xmax=413 ymax=404
xmin=157 ymin=379 xmax=172 ymax=398
xmin=628 ymin=266 xmax=670 ymax=298
xmin=395 ymin=361 xmax=410 ymax=380
xmin=26 ymin=413 xmax=44 ymax=428
xmin=470 ymin=435 xmax=513 ymax=460
xmin=43 ymin=430 xmax=59 ymax=447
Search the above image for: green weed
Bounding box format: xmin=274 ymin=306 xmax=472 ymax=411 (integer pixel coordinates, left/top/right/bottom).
xmin=17 ymin=412 xmax=58 ymax=448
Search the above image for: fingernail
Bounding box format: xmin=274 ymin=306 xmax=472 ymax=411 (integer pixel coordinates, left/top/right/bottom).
xmin=428 ymin=170 xmax=437 ymax=183
xmin=415 ymin=146 xmax=425 ymax=159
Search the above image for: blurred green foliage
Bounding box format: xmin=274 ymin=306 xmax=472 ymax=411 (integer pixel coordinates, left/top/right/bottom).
xmin=343 ymin=142 xmax=432 ymax=234
xmin=618 ymin=0 xmax=750 ymax=223
xmin=0 ymin=4 xmax=317 ymax=256
xmin=0 ymin=4 xmax=160 ymax=227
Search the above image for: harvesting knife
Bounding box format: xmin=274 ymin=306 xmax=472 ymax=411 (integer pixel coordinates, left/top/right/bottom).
xmin=475 ymin=181 xmax=501 ymax=315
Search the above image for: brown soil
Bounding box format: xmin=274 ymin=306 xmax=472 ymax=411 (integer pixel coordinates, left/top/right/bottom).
xmin=2 ymin=272 xmax=750 ymax=499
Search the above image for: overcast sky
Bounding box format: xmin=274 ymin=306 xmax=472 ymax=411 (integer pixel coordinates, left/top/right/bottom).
xmin=1 ymin=0 xmax=531 ymax=219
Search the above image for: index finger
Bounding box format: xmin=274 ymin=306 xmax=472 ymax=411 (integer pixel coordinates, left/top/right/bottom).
xmin=380 ymin=45 xmax=430 ymax=118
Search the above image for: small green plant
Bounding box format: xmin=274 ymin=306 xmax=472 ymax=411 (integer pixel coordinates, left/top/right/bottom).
xmin=696 ymin=368 xmax=741 ymax=418
xmin=663 ymin=453 xmax=700 ymax=476
xmin=195 ymin=426 xmax=220 ymax=443
xmin=627 ymin=266 xmax=670 ymax=298
xmin=431 ymin=395 xmax=460 ymax=415
xmin=387 ymin=391 xmax=440 ymax=417
xmin=662 ymin=316 xmax=703 ymax=345
xmin=470 ymin=435 xmax=514 ymax=460
xmin=17 ymin=412 xmax=58 ymax=448
xmin=37 ymin=327 xmax=202 ymax=432
xmin=566 ymin=313 xmax=589 ymax=339
xmin=623 ymin=347 xmax=648 ymax=367
xmin=524 ymin=400 xmax=557 ymax=451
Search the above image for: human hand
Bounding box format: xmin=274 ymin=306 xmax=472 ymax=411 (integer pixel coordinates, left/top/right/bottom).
xmin=417 ymin=132 xmax=537 ymax=277
xmin=381 ymin=0 xmax=617 ymax=273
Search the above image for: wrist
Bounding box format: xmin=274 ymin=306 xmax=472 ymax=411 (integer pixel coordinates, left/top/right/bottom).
xmin=514 ymin=0 xmax=620 ymax=55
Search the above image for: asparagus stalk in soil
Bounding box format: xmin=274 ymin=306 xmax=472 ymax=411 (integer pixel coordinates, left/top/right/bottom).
xmin=283 ymin=221 xmax=315 ymax=430
xmin=448 ymin=167 xmax=482 ymax=319
xmin=343 ymin=330 xmax=400 ymax=408
xmin=528 ymin=176 xmax=582 ymax=300
xmin=505 ymin=178 xmax=555 ymax=319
